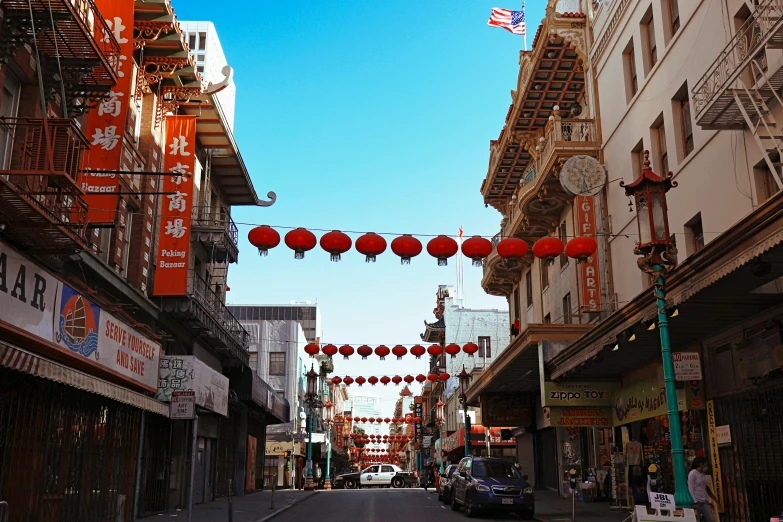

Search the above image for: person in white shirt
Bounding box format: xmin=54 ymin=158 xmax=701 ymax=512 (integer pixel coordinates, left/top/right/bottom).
xmin=688 ymin=457 xmax=718 ymax=522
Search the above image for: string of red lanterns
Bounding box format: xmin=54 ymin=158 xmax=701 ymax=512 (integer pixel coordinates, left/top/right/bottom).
xmin=248 ymin=226 xmax=597 ymax=266
xmin=304 ymin=342 xmax=488 ymax=360
xmin=347 ymin=415 xmax=423 ymax=424
xmin=329 ymin=373 xmax=450 ymax=386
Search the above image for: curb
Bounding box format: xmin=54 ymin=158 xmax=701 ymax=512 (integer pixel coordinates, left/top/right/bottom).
xmin=254 ymin=491 xmax=319 ymax=522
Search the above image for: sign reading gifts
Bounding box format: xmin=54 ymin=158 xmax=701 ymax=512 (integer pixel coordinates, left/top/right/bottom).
xmin=78 ymin=0 xmax=135 ymax=224
xmin=153 ymin=115 xmax=197 ymax=296
xmin=612 ymin=375 xmax=705 ymax=426
xmin=575 ymin=196 xmax=602 ymax=312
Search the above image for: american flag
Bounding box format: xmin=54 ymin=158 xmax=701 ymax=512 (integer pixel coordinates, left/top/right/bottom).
xmin=487 ymin=7 xmax=526 ymax=35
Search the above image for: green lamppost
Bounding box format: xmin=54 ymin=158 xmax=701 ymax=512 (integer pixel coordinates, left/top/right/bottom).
xmin=622 ymin=151 xmax=693 ymax=509
xmin=304 ymin=365 xmax=319 ymax=491
xmin=436 ymin=398 xmax=445 ymax=474
xmin=323 ymin=399 xmax=334 ymax=490
xmin=458 ymin=366 xmax=471 ymax=458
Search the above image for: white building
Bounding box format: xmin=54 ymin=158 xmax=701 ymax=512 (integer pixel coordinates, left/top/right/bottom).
xmin=349 ymin=394 xmax=384 ymax=449
xmin=179 ymin=21 xmax=236 ymax=130
xmin=230 ymin=303 xmax=322 ymax=343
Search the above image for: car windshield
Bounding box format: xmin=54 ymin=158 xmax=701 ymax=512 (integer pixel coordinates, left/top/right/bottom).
xmin=447 ymin=466 xmax=456 ymax=478
xmin=471 ymin=461 xmax=521 ymax=479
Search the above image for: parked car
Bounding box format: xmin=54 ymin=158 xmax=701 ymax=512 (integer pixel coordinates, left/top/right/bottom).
xmin=450 ymin=457 xmax=534 ymax=519
xmin=438 ymin=464 xmax=457 ymax=504
xmin=332 ymin=464 xmax=417 ymax=489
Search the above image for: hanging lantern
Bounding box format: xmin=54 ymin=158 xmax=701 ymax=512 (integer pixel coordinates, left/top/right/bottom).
xmin=439 ymin=372 xmax=450 ymax=381
xmin=532 ymin=237 xmax=565 ymax=262
xmin=463 ymin=342 xmax=479 ymax=357
xmin=404 ymin=375 xmax=415 ymax=384
xmin=410 ymin=345 xmax=426 ymax=359
xmin=357 ymin=345 xmax=373 ymax=359
xmin=445 ymin=343 xmax=461 ymax=358
xmin=415 ymin=374 xmax=426 ymax=383
xmin=361 ymin=417 xmax=368 ymax=423
xmin=497 ymin=237 xmax=529 ymax=259
xmin=344 ymin=376 xmax=354 ymax=386
xmin=320 ymin=230 xmax=352 ymax=262
xmin=380 ymin=376 xmax=391 ymax=386
xmin=461 ymin=235 xmax=493 ymax=266
xmin=248 ymin=225 xmax=280 ymax=256
xmin=384 ymin=417 xmax=391 ymax=423
xmin=427 ymin=344 xmax=443 ymax=357
xmin=355 ymin=232 xmax=387 ymax=262
xmin=566 ymin=236 xmax=598 ymax=261
xmin=368 ymin=376 xmax=379 ymax=386
xmin=392 ymin=375 xmax=403 ymax=385
xmin=391 ymin=234 xmax=423 ymax=265
xmin=428 ymin=373 xmax=439 ymax=382
xmin=353 ymin=417 xmax=360 ymax=423
xmin=426 ymin=235 xmax=459 ymax=266
xmin=374 ymin=345 xmax=390 ymax=360
xmin=414 ymin=416 xmax=422 ymax=423
xmin=338 ymin=344 xmax=354 ymax=359
xmin=304 ymin=343 xmax=320 ymax=358
xmin=391 ymin=345 xmax=407 ymax=360
xmin=284 ymin=228 xmax=317 ymax=259
xmin=322 ymin=344 xmax=338 ymax=357
xmin=331 ymin=376 xmax=342 ymax=385
xmin=356 ymin=376 xmax=367 ymax=386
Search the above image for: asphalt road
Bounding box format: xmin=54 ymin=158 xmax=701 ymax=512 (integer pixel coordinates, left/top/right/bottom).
xmin=272 ymin=488 xmax=525 ymax=522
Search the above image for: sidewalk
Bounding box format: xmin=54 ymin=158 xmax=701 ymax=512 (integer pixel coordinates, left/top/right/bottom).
xmin=534 ymin=490 xmax=633 ymax=522
xmin=158 ymin=489 xmax=318 ymax=522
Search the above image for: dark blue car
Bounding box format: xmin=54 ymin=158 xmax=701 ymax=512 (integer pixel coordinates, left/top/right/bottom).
xmin=450 ymin=457 xmax=534 ymax=519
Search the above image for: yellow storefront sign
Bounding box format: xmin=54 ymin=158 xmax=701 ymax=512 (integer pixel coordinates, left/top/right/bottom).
xmin=706 ymin=400 xmax=725 ymax=513
xmin=612 ymin=376 xmax=705 ymax=426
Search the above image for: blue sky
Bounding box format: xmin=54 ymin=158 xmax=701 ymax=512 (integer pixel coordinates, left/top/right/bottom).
xmin=175 ymin=1 xmax=545 ymax=409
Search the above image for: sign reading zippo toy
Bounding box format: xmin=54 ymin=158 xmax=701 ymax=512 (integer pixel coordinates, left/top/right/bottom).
xmin=541 ymin=381 xmax=617 ymax=407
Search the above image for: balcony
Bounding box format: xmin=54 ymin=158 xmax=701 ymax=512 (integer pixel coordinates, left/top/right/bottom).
xmin=0 ymin=117 xmax=91 ymax=253
xmin=1 ymin=0 xmax=121 ymax=110
xmin=191 ymin=205 xmax=239 ymax=263
xmin=160 ymin=270 xmax=250 ymax=365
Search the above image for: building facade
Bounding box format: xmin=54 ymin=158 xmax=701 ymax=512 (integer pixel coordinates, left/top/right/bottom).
xmin=230 ymin=303 xmax=322 ymax=343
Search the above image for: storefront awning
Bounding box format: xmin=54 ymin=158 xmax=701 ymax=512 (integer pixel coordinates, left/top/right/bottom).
xmin=0 ymin=341 xmax=169 ymax=416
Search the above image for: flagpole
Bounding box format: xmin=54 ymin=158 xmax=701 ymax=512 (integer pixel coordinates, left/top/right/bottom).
xmin=522 ymin=1 xmax=527 ymax=50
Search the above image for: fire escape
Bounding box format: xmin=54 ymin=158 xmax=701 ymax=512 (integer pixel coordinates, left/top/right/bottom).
xmin=691 ymin=0 xmax=783 ymax=190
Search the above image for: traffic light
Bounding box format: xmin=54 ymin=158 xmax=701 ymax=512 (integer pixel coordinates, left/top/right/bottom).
xmin=440 ymin=451 xmax=446 ymax=457
xmin=284 ymin=450 xmax=291 ymax=458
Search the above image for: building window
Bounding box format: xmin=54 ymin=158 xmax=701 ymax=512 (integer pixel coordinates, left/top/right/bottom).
xmin=654 ymin=119 xmax=669 ymax=174
xmin=670 ymin=0 xmax=680 ymax=35
xmin=558 ymin=221 xmax=568 ymax=268
xmin=754 ymin=161 xmax=781 ymax=202
xmin=642 ymin=8 xmax=657 ymax=72
xmin=188 ymin=34 xmax=196 ymax=50
xmin=198 ymin=32 xmax=207 ymax=50
xmin=249 ymin=352 xmax=258 ymax=372
xmin=681 ymin=99 xmax=694 ymax=156
xmin=525 ymin=270 xmax=533 ymax=308
xmin=541 ymin=260 xmax=549 ymax=290
xmin=685 ymin=213 xmax=704 ymax=255
xmin=631 ymin=138 xmax=645 ymax=179
xmin=544 ymin=313 xmax=551 ymax=324
xmin=269 ymin=352 xmax=286 ymax=375
xmin=673 ymin=83 xmax=693 ymax=160
xmin=478 ymin=337 xmax=491 ymax=358
xmin=562 ymin=293 xmax=572 ymax=324
xmin=624 ymin=40 xmax=638 ymax=100
xmin=513 ymin=288 xmax=521 ymax=322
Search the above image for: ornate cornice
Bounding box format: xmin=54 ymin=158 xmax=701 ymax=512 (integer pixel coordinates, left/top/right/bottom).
xmin=133 ymin=21 xmax=175 ymax=49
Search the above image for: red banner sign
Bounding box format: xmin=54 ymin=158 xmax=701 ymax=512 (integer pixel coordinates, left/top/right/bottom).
xmin=576 ymin=195 xmax=601 ymax=312
xmin=153 ymin=116 xmax=197 ymax=296
xmin=78 ymin=1 xmax=134 ymax=224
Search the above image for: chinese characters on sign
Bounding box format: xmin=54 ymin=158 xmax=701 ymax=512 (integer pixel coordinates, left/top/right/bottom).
xmin=153 ymin=116 xmax=197 ymax=296
xmin=575 ymin=196 xmax=602 ymax=312
xmin=77 ymin=1 xmax=135 ymax=224
xmin=673 ymin=352 xmax=703 ymax=381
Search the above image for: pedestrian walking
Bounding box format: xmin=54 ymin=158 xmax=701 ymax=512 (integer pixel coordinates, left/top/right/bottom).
xmin=688 ymin=457 xmax=718 ymax=522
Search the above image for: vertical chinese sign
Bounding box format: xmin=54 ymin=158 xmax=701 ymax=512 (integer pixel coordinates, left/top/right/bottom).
xmin=335 ymin=414 xmax=344 ymax=451
xmin=153 ymin=115 xmax=196 ymax=296
xmin=575 ymin=195 xmax=602 ymax=312
xmin=78 ymin=1 xmax=133 ymax=224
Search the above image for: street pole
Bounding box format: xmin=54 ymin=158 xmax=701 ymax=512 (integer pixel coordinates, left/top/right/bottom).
xmin=439 ymin=427 xmax=444 ymax=474
xmin=324 ymin=424 xmax=332 ymax=490
xmin=654 ymin=269 xmax=693 ymax=509
xmin=305 ymin=409 xmax=314 ymax=491
xmin=463 ymin=404 xmax=470 ymax=458
xmin=186 ymin=413 xmax=198 ymax=522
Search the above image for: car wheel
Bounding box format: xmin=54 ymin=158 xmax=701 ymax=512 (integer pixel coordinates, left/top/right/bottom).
xmin=392 ymin=477 xmax=404 ymax=488
xmin=465 ymin=492 xmax=478 ymax=518
xmin=443 ymin=489 xmax=451 ymax=505
xmin=451 ymin=492 xmax=460 ymax=511
xmin=519 ymin=506 xmax=535 ymax=520
xmin=438 ymin=492 xmax=443 ymax=501
xmin=345 ymin=479 xmax=357 ymax=489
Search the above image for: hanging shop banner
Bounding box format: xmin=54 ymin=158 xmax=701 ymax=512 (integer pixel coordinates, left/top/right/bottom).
xmin=335 ymin=415 xmax=345 ymax=450
xmin=480 ymin=393 xmax=533 ymax=427
xmin=612 ymin=375 xmax=705 ymax=426
xmin=575 ymin=196 xmax=602 ymax=312
xmin=542 ymin=381 xmax=617 ymax=407
xmin=156 ymin=355 xmax=229 ymax=416
xmin=543 ymin=408 xmax=612 ymax=428
xmin=153 ymin=115 xmax=197 ymax=296
xmin=706 ymin=400 xmax=725 ymax=513
xmin=53 ymin=283 xmax=161 ymax=391
xmin=414 ymin=398 xmax=423 ymax=441
xmin=673 ymin=352 xmax=703 ymax=381
xmin=78 ymin=0 xmax=135 ymax=224
xmin=442 ymin=432 xmax=460 ymax=452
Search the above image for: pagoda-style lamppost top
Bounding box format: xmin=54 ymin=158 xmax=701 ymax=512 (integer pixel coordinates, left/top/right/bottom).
xmin=621 ymin=151 xmax=692 ymax=509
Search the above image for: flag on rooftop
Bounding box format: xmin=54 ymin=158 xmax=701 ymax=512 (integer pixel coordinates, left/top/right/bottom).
xmin=487 ymin=7 xmax=526 ymax=36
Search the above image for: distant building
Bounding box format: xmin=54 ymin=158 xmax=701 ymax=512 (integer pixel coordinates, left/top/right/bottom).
xmin=350 ymin=394 xmax=384 ymax=449
xmin=230 ymin=303 xmax=322 ymax=343
xmin=179 ymin=21 xmax=237 ymax=130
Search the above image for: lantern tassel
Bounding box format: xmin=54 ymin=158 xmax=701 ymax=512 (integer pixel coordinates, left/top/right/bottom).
xmin=330 ymin=253 xmax=341 ymax=262
xmin=294 ymin=251 xmax=304 ymax=260
xmin=401 ymin=257 xmax=411 ymax=265
xmin=258 ymin=249 xmax=268 ymax=257
xmin=365 ymin=255 xmax=376 ymax=263
xmin=438 ymin=258 xmax=448 ymax=267
xmin=472 ymin=259 xmax=483 ymax=267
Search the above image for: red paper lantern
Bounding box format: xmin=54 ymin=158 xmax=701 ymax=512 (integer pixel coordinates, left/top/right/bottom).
xmin=356 ymin=376 xmax=367 ymax=386
xmin=427 ymin=344 xmax=442 ymax=356
xmin=439 ymin=372 xmax=450 ymax=381
xmin=344 ymin=377 xmax=354 ymax=386
xmin=368 ymin=376 xmax=379 ymax=386
xmin=410 ymin=345 xmax=426 ymax=359
xmin=320 ymin=230 xmax=352 ymax=262
xmin=414 ymin=417 xmax=422 ymax=423
xmin=566 ymin=236 xmax=598 ymax=261
xmin=392 ymin=376 xmax=403 ymax=385
xmin=357 ymin=345 xmax=373 ymax=359
xmin=463 ymin=342 xmax=479 ymax=356
xmin=533 ymin=237 xmax=565 ymax=262
xmin=415 ymin=374 xmax=426 ymax=383
xmin=284 ymin=228 xmax=317 ymax=259
xmin=304 ymin=343 xmax=320 ymax=357
xmin=428 ymin=373 xmax=439 ymax=382
xmin=248 ymin=225 xmax=280 ymax=256
xmin=391 ymin=234 xmax=423 ymax=265
xmin=384 ymin=417 xmax=391 ymax=423
xmin=361 ymin=417 xmax=368 ymax=423
xmin=445 ymin=343 xmax=461 ymax=358
xmin=331 ymin=376 xmax=342 ymax=385
xmin=461 ymin=235 xmax=493 ymax=266
xmin=355 ymin=232 xmax=387 ymax=263
xmin=380 ymin=376 xmax=391 ymax=386
xmin=322 ymin=344 xmax=338 ymax=357
xmin=404 ymin=375 xmax=415 ymax=384
xmin=497 ymin=237 xmax=529 ymax=259
xmin=375 ymin=345 xmax=390 ymax=360
xmin=391 ymin=345 xmax=407 ymax=360
xmin=338 ymin=345 xmax=354 ymax=359
xmin=426 ymin=235 xmax=459 ymax=266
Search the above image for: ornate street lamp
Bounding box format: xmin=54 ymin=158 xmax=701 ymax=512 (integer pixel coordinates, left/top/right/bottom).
xmin=621 ymin=151 xmax=692 ymax=508
xmin=304 ymin=365 xmax=319 ymax=491
xmin=323 ymin=399 xmax=334 ymax=490
xmin=436 ymin=398 xmax=446 ymax=473
xmin=458 ymin=366 xmax=471 ymax=458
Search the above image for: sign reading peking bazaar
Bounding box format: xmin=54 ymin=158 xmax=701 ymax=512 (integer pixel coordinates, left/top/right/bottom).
xmin=78 ymin=0 xmax=134 ymax=224
xmin=576 ymin=196 xmax=602 ymax=312
xmin=153 ymin=115 xmax=197 ymax=296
